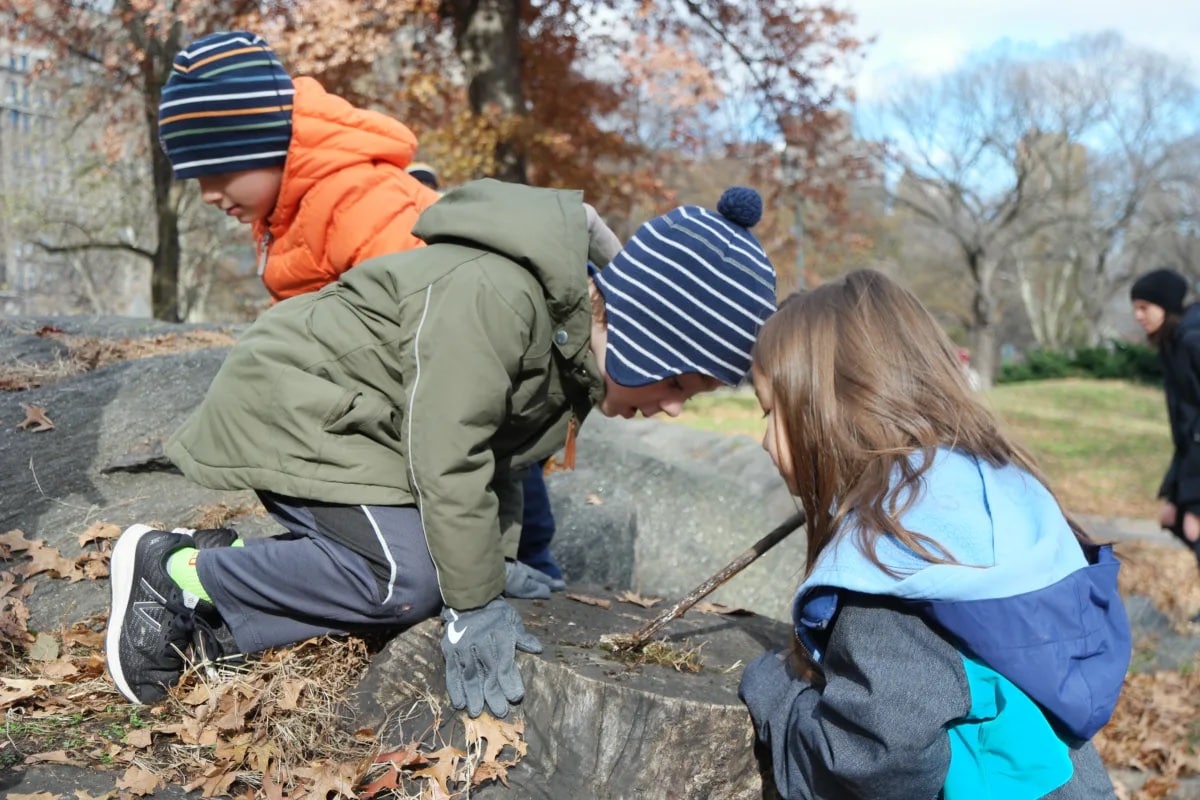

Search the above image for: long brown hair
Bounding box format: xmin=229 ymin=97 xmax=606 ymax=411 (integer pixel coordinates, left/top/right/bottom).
xmin=753 ymin=270 xmax=1088 ymax=580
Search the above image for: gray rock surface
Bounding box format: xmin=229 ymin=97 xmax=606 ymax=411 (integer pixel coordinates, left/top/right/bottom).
xmin=551 ymin=414 xmax=805 ymax=621
xmin=4 ymin=315 xmax=1199 ymax=799
xmin=354 ymin=592 xmax=788 ymax=799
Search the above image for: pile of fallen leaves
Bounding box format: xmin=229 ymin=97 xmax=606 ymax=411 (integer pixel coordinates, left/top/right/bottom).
xmin=1114 ymin=540 xmax=1200 ymax=630
xmin=0 ymin=327 xmax=236 ymax=392
xmin=1091 ymin=540 xmax=1200 ymax=799
xmin=0 ymin=524 xmax=529 ymax=799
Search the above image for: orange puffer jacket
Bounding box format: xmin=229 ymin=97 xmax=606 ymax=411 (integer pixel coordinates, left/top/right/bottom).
xmin=252 ymin=76 xmax=441 ymax=302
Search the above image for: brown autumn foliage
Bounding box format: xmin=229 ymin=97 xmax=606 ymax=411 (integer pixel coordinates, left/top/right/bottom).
xmin=1 ymin=0 xmax=870 ymax=318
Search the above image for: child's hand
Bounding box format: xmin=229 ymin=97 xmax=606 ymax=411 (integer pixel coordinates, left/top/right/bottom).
xmin=1185 ymin=511 xmax=1200 ymax=543
xmin=1159 ymin=501 xmax=1178 ymax=529
xmin=738 ymin=650 xmax=794 ymax=734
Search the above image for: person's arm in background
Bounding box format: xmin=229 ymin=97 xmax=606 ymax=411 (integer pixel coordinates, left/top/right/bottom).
xmin=1168 ymin=328 xmax=1200 ymax=540
xmin=740 ymin=594 xmax=969 ymax=800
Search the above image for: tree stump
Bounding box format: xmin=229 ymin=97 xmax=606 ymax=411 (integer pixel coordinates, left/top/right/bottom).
xmin=351 ymin=589 xmax=789 ymax=799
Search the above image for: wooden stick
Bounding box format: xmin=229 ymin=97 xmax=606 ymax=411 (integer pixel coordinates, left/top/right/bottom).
xmin=602 ymin=509 xmax=807 ymax=652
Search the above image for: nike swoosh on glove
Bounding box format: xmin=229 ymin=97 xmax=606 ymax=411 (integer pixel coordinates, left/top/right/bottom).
xmin=441 ymin=597 xmax=544 ymax=718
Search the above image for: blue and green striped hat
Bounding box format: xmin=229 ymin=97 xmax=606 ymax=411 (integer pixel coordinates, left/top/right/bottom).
xmin=158 ymin=31 xmax=294 ymax=180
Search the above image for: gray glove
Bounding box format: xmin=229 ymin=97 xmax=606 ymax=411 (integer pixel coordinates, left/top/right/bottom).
xmin=441 ymin=597 xmax=544 ymax=718
xmin=504 ymin=558 xmax=564 ymax=598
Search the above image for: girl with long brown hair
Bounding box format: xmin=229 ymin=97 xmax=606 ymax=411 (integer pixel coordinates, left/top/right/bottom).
xmin=739 ymin=270 xmax=1129 ymax=799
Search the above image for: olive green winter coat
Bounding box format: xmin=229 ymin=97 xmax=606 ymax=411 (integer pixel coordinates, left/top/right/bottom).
xmin=166 ymin=179 xmax=603 ymax=610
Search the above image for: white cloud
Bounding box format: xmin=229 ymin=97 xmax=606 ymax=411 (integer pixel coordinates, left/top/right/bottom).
xmin=842 ymin=0 xmax=1197 ymax=101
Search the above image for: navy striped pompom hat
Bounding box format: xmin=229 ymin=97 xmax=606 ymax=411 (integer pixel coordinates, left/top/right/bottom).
xmin=158 ymin=31 xmax=294 ymax=179
xmin=594 ymin=187 xmax=777 ymax=387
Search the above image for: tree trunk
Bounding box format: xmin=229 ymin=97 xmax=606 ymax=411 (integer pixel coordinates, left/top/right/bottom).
xmin=352 ymin=590 xmax=787 ymax=799
xmin=446 ymin=0 xmax=527 ymax=183
xmin=137 ymin=18 xmax=185 ymax=322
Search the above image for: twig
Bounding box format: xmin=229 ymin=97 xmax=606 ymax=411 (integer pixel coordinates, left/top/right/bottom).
xmin=602 ymin=509 xmax=806 ymax=652
xmin=29 ymin=456 xmax=45 ymax=497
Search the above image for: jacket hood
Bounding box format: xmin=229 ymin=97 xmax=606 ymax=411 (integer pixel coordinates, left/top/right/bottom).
xmin=792 ymin=448 xmax=1130 ymax=740
xmin=269 ymin=77 xmax=420 ymax=231
xmin=413 ymin=178 xmax=592 ymax=332
xmin=799 ymin=449 xmax=1087 ymax=601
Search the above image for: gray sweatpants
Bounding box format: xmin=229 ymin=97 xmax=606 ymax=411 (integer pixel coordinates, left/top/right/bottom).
xmin=196 ymin=491 xmax=443 ymax=654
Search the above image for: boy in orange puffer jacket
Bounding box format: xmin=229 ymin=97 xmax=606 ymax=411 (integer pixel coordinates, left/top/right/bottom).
xmin=158 ymin=30 xmax=440 ymax=303
xmin=158 ymin=31 xmax=622 ymax=599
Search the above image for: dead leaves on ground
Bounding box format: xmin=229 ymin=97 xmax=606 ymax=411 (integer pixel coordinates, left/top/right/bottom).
xmin=1095 ymin=662 xmax=1200 ymax=784
xmin=1 ymin=328 xmax=238 ymax=392
xmin=1 ymin=519 xmax=532 ymax=799
xmin=1115 ymin=539 xmax=1200 ymax=631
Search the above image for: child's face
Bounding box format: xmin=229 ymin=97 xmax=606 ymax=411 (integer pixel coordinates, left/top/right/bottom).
xmin=752 ymin=365 xmax=798 ymax=494
xmin=588 ymin=311 xmax=723 ymax=417
xmin=1131 ymin=299 xmax=1166 ymax=335
xmin=597 ymin=371 xmax=722 ymax=419
xmin=197 ymin=167 xmax=284 ymax=225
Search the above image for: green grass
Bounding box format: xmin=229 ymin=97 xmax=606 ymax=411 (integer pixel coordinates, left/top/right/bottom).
xmin=670 ymin=378 xmax=1170 ymax=519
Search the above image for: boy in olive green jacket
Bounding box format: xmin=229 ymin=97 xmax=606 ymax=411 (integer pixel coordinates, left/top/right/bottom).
xmin=105 ymin=179 xmax=777 ymax=719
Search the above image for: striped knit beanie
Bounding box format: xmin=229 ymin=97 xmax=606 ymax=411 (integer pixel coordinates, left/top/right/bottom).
xmin=158 ymin=31 xmax=294 ymax=180
xmin=594 ymin=187 xmax=777 ymax=387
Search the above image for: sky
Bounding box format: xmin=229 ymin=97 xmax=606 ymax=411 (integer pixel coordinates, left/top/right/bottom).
xmin=843 ymin=0 xmax=1197 ymax=101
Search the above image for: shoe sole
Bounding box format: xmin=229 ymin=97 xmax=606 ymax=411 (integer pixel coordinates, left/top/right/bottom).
xmin=105 ymin=523 xmax=156 ymax=704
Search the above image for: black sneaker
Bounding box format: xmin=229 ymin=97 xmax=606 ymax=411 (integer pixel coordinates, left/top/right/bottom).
xmin=172 ymin=526 xmax=239 ymax=549
xmin=105 ymin=524 xmax=210 ymax=704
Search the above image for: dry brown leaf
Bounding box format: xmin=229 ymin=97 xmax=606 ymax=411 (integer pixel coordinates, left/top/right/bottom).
xmin=24 ymin=749 xmax=71 ymax=764
xmin=124 ymin=728 xmax=152 ymax=748
xmin=73 ymin=790 xmax=116 ymax=800
xmin=27 ymin=632 xmax=59 ymax=662
xmin=304 ymin=759 xmax=361 ymax=799
xmin=16 ymin=403 xmax=54 ymax=432
xmin=565 ymin=592 xmax=611 ymax=609
xmin=471 ymin=760 xmax=511 ymax=787
xmin=411 ymin=745 xmax=466 ymax=798
xmin=0 ymin=529 xmax=37 ymax=552
xmin=276 ymin=677 xmax=307 ymax=710
xmin=466 ymin=713 xmax=526 ymax=764
xmin=76 ymin=522 xmax=120 ymax=549
xmin=18 ymin=542 xmax=83 ymax=582
xmin=358 ymin=764 xmax=401 ymax=796
xmin=39 ymin=659 xmax=79 ymax=680
xmin=189 ymin=764 xmax=238 ymax=798
xmin=615 ymin=590 xmax=663 ymax=608
xmin=693 ymin=601 xmax=753 ymax=616
xmin=0 ymin=677 xmax=55 ymax=708
xmin=116 ymin=765 xmax=162 ymax=796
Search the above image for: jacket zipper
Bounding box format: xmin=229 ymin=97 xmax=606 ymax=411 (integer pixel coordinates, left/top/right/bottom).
xmin=257 ymin=232 xmax=273 ymax=276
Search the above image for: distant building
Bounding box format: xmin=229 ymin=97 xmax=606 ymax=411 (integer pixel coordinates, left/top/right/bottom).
xmin=1 ymin=35 xmax=54 ymax=315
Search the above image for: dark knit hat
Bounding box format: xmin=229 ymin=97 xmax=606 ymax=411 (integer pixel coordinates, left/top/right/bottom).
xmin=1130 ymin=268 xmax=1188 ymax=315
xmin=158 ymin=31 xmax=294 ymax=180
xmin=593 ymin=187 xmax=777 ymax=387
xmin=407 ymin=163 xmax=439 ymax=190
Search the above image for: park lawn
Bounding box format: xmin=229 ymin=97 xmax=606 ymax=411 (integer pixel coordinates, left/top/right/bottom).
xmin=671 ymin=378 xmax=1170 ymax=520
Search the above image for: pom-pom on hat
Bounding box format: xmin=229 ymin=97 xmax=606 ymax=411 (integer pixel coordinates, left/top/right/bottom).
xmin=593 ymin=186 xmax=777 ymax=387
xmin=1130 ymin=268 xmax=1188 ymax=316
xmin=158 ymin=31 xmax=295 ymax=180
